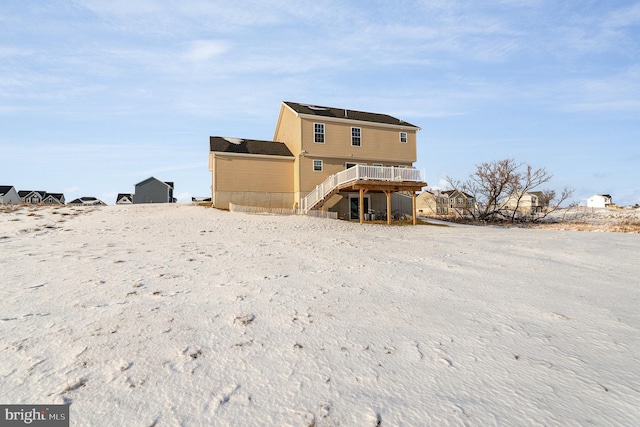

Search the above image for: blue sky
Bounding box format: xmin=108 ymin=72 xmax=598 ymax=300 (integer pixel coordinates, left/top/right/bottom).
xmin=1 ymin=1 xmax=639 ymax=205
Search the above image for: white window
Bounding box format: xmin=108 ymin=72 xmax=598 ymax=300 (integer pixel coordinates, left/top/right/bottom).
xmin=313 ymin=160 xmax=323 ymax=171
xmin=351 ymin=127 xmax=361 ymax=146
xmin=345 ymin=162 xmax=357 ymax=169
xmin=314 ymin=123 xmax=325 ymax=143
xmin=400 ymin=132 xmax=407 ymax=143
xmin=373 ymin=163 xmax=383 ymax=167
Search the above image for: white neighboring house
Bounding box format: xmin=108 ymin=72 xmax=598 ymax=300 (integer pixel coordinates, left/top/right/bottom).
xmin=0 ymin=186 xmax=20 ymax=204
xmin=587 ymin=194 xmax=612 ymax=208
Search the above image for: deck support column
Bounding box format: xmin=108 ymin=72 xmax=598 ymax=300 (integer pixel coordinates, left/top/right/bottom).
xmin=412 ymin=192 xmax=417 ymax=225
xmin=359 ymin=188 xmax=364 ymax=224
xmin=384 ymin=190 xmax=392 ymax=225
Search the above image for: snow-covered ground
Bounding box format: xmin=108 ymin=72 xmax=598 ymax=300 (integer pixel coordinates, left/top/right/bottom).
xmin=1 ymin=204 xmax=639 ymax=426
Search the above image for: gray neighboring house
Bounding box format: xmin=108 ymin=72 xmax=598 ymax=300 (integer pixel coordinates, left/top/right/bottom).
xmin=0 ymin=186 xmax=21 ymax=204
xmin=18 ymin=190 xmax=46 ymax=204
xmin=42 ymin=193 xmax=65 ymax=205
xmin=133 ymin=177 xmax=175 ymax=204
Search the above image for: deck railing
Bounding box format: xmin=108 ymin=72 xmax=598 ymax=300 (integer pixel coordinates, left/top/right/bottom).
xmin=300 ymin=165 xmax=424 ymax=212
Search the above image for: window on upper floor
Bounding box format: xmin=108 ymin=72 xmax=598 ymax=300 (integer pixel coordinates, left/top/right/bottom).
xmin=400 ymin=132 xmax=407 ymax=143
xmin=313 ymin=160 xmax=323 ymax=171
xmin=351 ymin=127 xmax=361 ymax=146
xmin=314 ymin=123 xmax=325 ymax=144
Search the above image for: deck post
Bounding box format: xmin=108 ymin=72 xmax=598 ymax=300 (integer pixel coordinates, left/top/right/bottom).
xmin=385 ymin=190 xmax=392 ymax=225
xmin=359 ymin=188 xmax=364 ymax=224
xmin=412 ymin=192 xmax=417 ymax=225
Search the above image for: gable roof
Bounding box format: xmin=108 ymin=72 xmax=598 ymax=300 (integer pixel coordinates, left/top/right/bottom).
xmin=135 ymin=177 xmax=173 ymax=188
xmin=18 ymin=190 xmax=46 ymax=198
xmin=117 ymin=193 xmax=133 ymax=200
xmin=210 ymin=137 xmax=294 ymax=157
xmin=43 ymin=193 xmax=64 ymax=202
xmin=68 ymin=196 xmax=106 ymax=205
xmin=442 ymin=189 xmax=474 ymax=199
xmin=0 ymin=185 xmax=15 ymax=195
xmin=283 ymin=101 xmax=419 ymax=129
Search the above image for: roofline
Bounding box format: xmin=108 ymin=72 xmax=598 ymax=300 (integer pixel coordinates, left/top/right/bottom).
xmin=282 ymin=102 xmax=421 ymax=131
xmin=134 ymin=176 xmax=172 ymax=187
xmin=210 ymin=152 xmax=295 ymax=161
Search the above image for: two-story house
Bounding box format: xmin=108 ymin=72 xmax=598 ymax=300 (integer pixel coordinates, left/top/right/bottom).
xmin=417 ymin=189 xmax=476 ymax=217
xmin=587 ymin=194 xmax=612 ymax=209
xmin=502 ymin=192 xmax=541 ymax=214
xmin=133 ymin=177 xmax=175 ymax=204
xmin=209 ymin=101 xmax=426 ymax=223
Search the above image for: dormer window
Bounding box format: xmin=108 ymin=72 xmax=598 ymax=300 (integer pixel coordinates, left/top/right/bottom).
xmin=314 ymin=123 xmax=325 ymax=144
xmin=351 ymin=127 xmax=361 ymax=147
xmin=400 ymin=132 xmax=408 ymax=143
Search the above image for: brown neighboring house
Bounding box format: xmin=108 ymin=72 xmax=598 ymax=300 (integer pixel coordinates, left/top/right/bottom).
xmin=209 ymin=101 xmax=427 ymax=223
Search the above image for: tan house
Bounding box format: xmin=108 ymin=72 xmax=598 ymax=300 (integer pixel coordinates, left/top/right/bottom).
xmin=417 ymin=189 xmax=475 ymax=217
xmin=502 ymin=192 xmax=542 ymax=214
xmin=209 ymin=102 xmax=427 ymax=223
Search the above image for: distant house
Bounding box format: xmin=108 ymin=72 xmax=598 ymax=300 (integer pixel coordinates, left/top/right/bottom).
xmin=192 ymin=197 xmax=212 ymax=203
xmin=18 ymin=190 xmax=46 ymax=204
xmin=587 ymin=194 xmax=612 ymax=208
xmin=116 ymin=193 xmax=134 ymax=205
xmin=416 ymin=190 xmax=439 ymax=215
xmin=42 ymin=193 xmax=65 ymax=205
xmin=68 ymin=197 xmax=106 ymax=206
xmin=502 ymin=192 xmax=542 ymax=214
xmin=0 ymin=186 xmax=20 ymax=204
xmin=133 ymin=177 xmax=175 ymax=204
xmin=417 ymin=189 xmax=475 ymax=216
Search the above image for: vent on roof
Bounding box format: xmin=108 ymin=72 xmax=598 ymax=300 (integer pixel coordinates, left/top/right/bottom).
xmin=224 ymin=137 xmax=244 ymax=145
xmin=307 ymin=105 xmax=327 ymax=111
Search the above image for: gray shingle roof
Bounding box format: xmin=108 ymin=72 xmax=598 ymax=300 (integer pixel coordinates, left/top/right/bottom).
xmin=284 ymin=101 xmax=419 ymax=128
xmin=209 ymin=137 xmax=294 ymax=157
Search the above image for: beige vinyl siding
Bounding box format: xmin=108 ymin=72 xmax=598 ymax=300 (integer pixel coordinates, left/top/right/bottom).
xmin=273 ymin=105 xmax=304 ymax=195
xmin=298 ymin=156 xmax=361 ymax=193
xmin=211 ymin=154 xmax=293 ymax=192
xmin=300 ymin=119 xmax=417 ymax=163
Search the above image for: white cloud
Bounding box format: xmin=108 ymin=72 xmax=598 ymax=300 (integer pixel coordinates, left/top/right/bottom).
xmin=184 ymin=40 xmax=229 ymax=62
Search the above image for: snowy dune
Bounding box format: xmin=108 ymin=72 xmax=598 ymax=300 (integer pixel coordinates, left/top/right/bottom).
xmin=1 ymin=204 xmax=639 ymax=426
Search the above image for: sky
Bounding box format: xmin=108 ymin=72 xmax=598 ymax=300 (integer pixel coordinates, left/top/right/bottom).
xmin=1 ymin=1 xmax=639 ymax=205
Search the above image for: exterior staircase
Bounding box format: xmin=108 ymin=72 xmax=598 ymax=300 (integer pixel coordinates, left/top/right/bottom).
xmin=300 ymin=164 xmax=425 ymax=213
